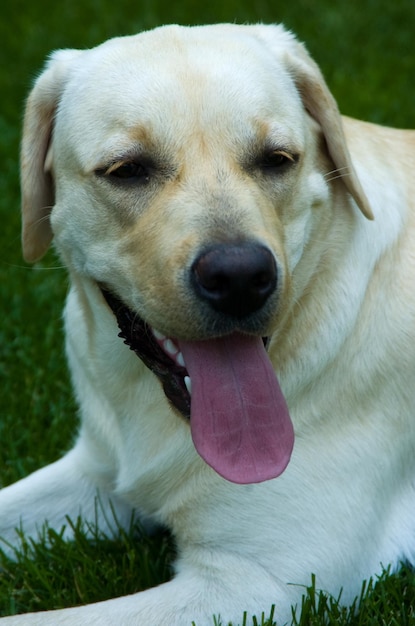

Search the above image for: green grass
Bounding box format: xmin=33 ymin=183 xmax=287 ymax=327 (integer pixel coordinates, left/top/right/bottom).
xmin=1 ymin=519 xmax=414 ymax=625
xmin=0 ymin=0 xmax=414 ymax=623
xmin=0 ymin=514 xmax=174 ymax=618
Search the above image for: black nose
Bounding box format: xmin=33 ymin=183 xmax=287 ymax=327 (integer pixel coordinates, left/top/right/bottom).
xmin=191 ymin=242 xmax=277 ymax=318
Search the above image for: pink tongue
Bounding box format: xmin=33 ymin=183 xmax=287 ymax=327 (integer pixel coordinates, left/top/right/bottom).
xmin=178 ymin=334 xmax=294 ymax=484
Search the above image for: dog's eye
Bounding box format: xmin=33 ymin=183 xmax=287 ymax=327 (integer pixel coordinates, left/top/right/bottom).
xmin=260 ymin=150 xmax=296 ymax=171
xmin=108 ymin=162 xmax=148 ymax=181
xmin=97 ymin=160 xmax=150 ymax=183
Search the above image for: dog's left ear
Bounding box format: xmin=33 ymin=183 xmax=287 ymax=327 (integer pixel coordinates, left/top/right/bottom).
xmin=285 ymin=45 xmax=374 ymax=220
xmin=21 ymin=49 xmax=82 ymax=263
xmin=254 ymin=25 xmax=373 ymax=220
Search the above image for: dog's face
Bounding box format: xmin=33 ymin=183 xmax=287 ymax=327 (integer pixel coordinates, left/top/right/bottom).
xmin=20 ymin=24 xmax=372 ymax=484
xmin=22 ymin=24 xmax=370 ymax=341
xmin=48 ymin=28 xmax=326 ymax=340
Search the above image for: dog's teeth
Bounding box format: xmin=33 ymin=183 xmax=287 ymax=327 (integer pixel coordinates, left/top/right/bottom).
xmin=164 ymin=339 xmax=177 ymax=355
xmin=152 ymin=330 xmax=184 ymax=366
xmin=184 ymin=376 xmax=192 ymax=395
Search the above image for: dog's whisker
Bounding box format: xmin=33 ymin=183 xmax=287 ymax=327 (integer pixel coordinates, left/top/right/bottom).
xmin=323 ymin=165 xmax=350 ymax=177
xmin=323 ymin=166 xmax=352 ymax=183
xmin=325 ymin=172 xmax=352 ymax=183
xmin=3 ymin=261 xmax=65 ymax=271
xmin=27 ymin=209 xmax=54 ymax=229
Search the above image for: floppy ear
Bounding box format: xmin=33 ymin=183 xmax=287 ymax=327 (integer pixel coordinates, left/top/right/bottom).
xmin=253 ymin=25 xmax=373 ymax=220
xmin=21 ymin=49 xmax=82 ymax=263
xmin=284 ymin=42 xmax=373 ymax=220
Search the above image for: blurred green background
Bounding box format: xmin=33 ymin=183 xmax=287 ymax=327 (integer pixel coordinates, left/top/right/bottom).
xmin=0 ymin=0 xmax=413 ymax=483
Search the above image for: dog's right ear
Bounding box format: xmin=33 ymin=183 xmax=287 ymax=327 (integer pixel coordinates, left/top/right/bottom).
xmin=282 ymin=42 xmax=374 ymax=221
xmin=251 ymin=24 xmax=373 ymax=221
xmin=21 ymin=49 xmax=82 ymax=263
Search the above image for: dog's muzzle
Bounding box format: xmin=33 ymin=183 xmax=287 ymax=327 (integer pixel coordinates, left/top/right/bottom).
xmin=100 ymin=242 xmax=294 ymax=485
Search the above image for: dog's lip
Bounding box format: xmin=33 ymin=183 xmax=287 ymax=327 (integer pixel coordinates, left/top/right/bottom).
xmin=101 ymin=287 xmax=192 ymax=419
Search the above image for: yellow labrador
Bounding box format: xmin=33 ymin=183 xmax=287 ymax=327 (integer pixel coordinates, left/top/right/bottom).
xmin=1 ymin=23 xmax=415 ymax=625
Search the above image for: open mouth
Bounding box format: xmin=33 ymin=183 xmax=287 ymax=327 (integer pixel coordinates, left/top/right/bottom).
xmin=102 ymin=288 xmax=295 ymax=485
xmin=102 ymin=289 xmax=192 ymax=419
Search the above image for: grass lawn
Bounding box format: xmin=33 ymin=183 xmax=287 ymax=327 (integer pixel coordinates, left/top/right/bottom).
xmin=0 ymin=0 xmax=414 ymax=623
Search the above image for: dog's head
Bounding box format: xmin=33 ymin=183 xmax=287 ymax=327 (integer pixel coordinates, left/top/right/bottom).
xmin=20 ymin=24 xmax=372 ymax=484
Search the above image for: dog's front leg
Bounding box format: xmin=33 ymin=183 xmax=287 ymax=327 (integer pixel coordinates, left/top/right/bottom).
xmin=0 ymin=551 xmax=286 ymax=626
xmin=0 ymin=443 xmax=134 ymax=557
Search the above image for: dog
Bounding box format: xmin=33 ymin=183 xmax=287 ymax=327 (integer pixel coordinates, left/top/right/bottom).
xmin=1 ymin=22 xmax=414 ymax=625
